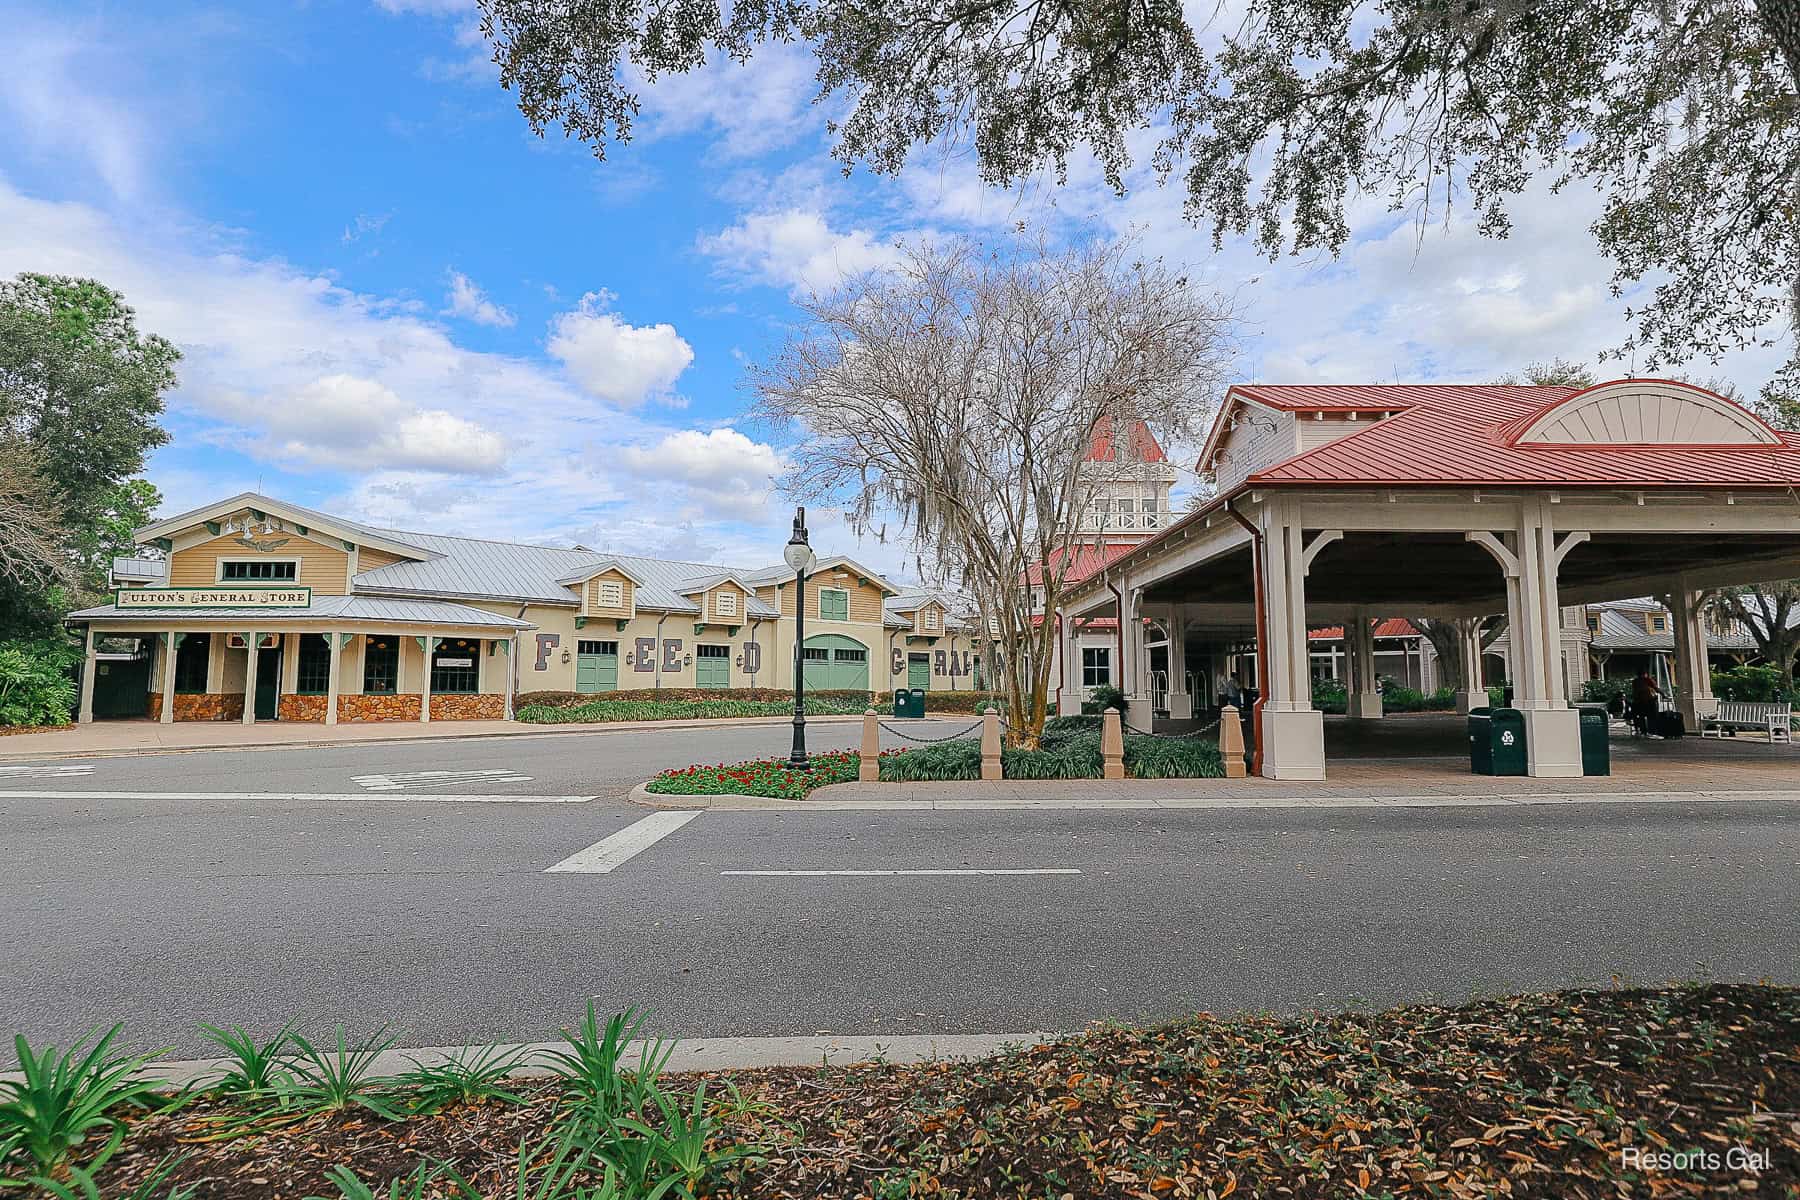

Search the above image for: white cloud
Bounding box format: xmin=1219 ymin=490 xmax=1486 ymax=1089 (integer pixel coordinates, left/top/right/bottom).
xmin=621 ymin=428 xmax=784 ymax=492
xmin=0 ymin=19 xmax=156 ymax=201
xmin=341 ymin=212 xmax=391 ymax=245
xmin=443 ymin=270 xmax=515 ymax=327
xmin=547 ymin=292 xmax=695 ymax=406
xmin=372 ymin=0 xmax=473 ymax=14
xmin=210 ymin=374 xmax=509 ymax=474
xmin=699 ymin=208 xmax=902 ymax=296
xmin=632 ymin=41 xmax=820 ymax=160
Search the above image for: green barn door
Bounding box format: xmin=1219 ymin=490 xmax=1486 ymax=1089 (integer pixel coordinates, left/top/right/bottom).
xmin=254 ymin=644 xmax=281 ymax=720
xmin=907 ymin=653 xmax=930 ymax=691
xmin=802 ymin=635 xmax=869 ymax=691
xmin=695 ymin=644 xmax=731 ymax=689
xmin=575 ymin=640 xmax=618 ymax=693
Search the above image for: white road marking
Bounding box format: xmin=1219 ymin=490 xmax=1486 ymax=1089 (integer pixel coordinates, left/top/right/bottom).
xmin=0 ymin=764 xmax=95 ymax=779
xmin=0 ymin=791 xmax=592 ymax=803
xmin=722 ymin=868 xmax=1082 ymax=877
xmin=352 ymin=768 xmax=533 ymax=792
xmin=544 ymin=811 xmax=700 ymax=874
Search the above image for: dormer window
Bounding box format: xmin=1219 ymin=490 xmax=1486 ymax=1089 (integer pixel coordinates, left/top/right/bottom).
xmin=924 ymin=609 xmax=940 ymax=631
xmin=1649 ymin=614 xmax=1668 ymax=633
xmin=715 ymin=590 xmax=738 ymax=618
xmin=598 ymin=580 xmax=624 ymax=608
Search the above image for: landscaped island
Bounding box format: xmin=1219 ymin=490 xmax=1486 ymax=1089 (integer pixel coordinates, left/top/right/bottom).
xmin=14 ymin=984 xmax=1794 ymax=1196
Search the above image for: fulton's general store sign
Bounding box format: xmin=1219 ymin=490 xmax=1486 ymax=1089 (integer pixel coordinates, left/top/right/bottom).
xmin=116 ymin=587 xmax=312 ymax=609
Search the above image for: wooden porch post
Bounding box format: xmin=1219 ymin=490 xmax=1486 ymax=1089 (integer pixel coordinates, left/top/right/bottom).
xmin=325 ymin=632 xmax=343 ymax=726
xmin=160 ymin=630 xmax=179 ymax=723
xmin=78 ymin=627 xmax=97 ymax=724
xmin=502 ymin=636 xmax=515 ymax=721
xmin=241 ymin=632 xmax=259 ymax=725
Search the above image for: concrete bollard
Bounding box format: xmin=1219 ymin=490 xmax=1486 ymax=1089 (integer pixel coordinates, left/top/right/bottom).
xmin=980 ymin=706 xmax=1002 ymax=781
xmin=859 ymin=708 xmax=880 ymax=782
xmin=1101 ymin=708 xmax=1125 ymax=780
xmin=1219 ymin=704 xmax=1248 ymax=778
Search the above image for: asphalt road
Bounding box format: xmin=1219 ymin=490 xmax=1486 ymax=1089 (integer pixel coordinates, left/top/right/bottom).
xmin=3 ymin=741 xmax=1796 ymax=1060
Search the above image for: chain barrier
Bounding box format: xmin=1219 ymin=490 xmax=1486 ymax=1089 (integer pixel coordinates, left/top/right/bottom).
xmin=876 ymin=718 xmax=987 ymax=743
xmin=999 ymin=711 xmax=1231 ymax=742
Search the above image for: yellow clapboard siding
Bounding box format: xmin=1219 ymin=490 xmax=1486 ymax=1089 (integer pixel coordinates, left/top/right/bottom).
xmin=166 ymin=533 xmax=351 ymax=595
xmin=585 ymin=570 xmax=635 ymax=618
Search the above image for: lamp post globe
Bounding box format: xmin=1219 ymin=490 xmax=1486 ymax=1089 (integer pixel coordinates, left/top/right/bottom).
xmin=785 ymin=507 xmax=815 ymax=768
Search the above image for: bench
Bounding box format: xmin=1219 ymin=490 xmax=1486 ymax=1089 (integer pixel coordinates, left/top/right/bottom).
xmin=1700 ymin=701 xmax=1794 ymax=743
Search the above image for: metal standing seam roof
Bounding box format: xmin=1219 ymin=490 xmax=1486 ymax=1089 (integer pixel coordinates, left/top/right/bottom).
xmin=139 ymin=492 xmax=437 ymax=557
xmin=1237 ymin=384 xmax=1800 ymax=488
xmin=66 ymin=594 xmax=535 ymax=629
xmin=883 ymin=591 xmax=973 ymax=630
xmin=351 ymin=528 xmax=782 ymax=615
xmin=110 ymin=556 xmax=168 ymax=581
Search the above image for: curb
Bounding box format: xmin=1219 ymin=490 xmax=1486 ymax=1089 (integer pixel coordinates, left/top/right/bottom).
xmin=0 ymin=713 xmax=873 ymax=763
xmin=628 ymin=780 xmax=1800 ymax=811
xmin=104 ymin=1032 xmax=1053 ymax=1088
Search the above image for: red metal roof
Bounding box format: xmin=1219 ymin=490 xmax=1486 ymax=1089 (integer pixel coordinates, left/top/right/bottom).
xmin=1243 ymin=381 xmax=1800 ymax=489
xmin=1025 ymin=540 xmax=1140 ymax=587
xmin=1310 ymin=618 xmax=1423 ymax=640
xmin=1231 ymin=384 xmax=1420 ymax=413
xmin=1085 ymin=415 xmax=1167 ymax=464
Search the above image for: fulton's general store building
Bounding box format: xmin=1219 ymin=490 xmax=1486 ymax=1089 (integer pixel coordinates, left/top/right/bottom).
xmin=69 ymin=494 xmax=978 ymax=724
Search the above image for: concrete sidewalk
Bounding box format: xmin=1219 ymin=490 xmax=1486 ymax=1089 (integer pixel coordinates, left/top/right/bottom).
xmin=0 ymin=712 xmax=875 ymax=761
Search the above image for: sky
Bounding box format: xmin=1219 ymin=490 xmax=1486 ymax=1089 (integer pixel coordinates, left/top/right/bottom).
xmin=1 ymin=0 xmax=1787 ymax=580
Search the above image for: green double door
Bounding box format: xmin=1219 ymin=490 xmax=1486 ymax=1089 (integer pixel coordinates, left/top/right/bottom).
xmin=803 ymin=635 xmax=870 ymax=691
xmin=907 ymin=653 xmax=930 ymax=691
xmin=695 ymin=644 xmax=731 ymax=688
xmin=575 ymin=640 xmax=618 ymax=693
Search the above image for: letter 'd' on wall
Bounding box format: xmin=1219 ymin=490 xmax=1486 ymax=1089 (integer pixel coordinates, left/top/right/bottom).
xmin=742 ymin=641 xmax=761 ymax=673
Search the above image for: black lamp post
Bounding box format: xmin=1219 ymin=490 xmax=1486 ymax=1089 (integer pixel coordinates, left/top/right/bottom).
xmin=784 ymin=506 xmax=816 ymax=768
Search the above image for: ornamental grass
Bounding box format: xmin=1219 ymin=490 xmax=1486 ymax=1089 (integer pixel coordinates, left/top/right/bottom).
xmin=20 ymin=985 xmax=1798 ymax=1198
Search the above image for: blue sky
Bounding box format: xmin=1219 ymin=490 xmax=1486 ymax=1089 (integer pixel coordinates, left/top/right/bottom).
xmin=1 ymin=0 xmax=1785 ymax=579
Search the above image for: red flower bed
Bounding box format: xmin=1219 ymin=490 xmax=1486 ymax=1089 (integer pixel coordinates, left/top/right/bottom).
xmin=645 ymin=750 xmax=875 ymax=799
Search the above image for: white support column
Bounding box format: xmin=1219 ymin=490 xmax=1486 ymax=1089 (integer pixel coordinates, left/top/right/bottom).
xmin=419 ymin=636 xmax=435 ymax=723
xmin=1122 ymin=590 xmax=1154 ymax=732
xmin=1257 ymin=500 xmax=1325 ymax=780
xmin=241 ymin=632 xmax=259 ymax=725
xmin=1058 ymin=618 xmax=1083 ymax=717
xmin=159 ymin=630 xmax=179 ymax=723
xmin=1346 ymin=612 xmax=1383 ymax=719
xmin=1454 ymin=617 xmax=1486 ymax=714
xmin=1165 ymin=606 xmax=1193 ymax=718
xmin=1468 ymin=502 xmax=1583 ymax=776
xmin=78 ymin=626 xmax=97 ymax=724
xmin=1669 ymin=585 xmax=1718 ymax=731
xmin=325 ymin=633 xmax=343 ymax=726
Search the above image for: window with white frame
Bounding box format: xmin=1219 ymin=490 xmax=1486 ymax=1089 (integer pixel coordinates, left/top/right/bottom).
xmin=924 ymin=608 xmax=940 ymax=631
xmin=1082 ymin=647 xmax=1111 ymax=687
xmin=714 ymin=590 xmax=738 ymax=618
xmin=597 ymin=579 xmax=624 ymax=608
xmin=219 ymin=559 xmax=297 ymax=582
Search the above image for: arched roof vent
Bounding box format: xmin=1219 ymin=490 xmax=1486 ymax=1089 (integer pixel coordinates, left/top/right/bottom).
xmin=1508 ymin=379 xmax=1780 ymax=447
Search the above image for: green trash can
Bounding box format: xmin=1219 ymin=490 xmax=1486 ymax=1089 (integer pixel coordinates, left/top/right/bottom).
xmin=909 ymin=687 xmax=927 ymax=717
xmin=1469 ymin=707 xmax=1528 ymax=776
xmin=1575 ymin=705 xmax=1611 ymax=776
xmin=892 ymin=688 xmax=926 ymax=718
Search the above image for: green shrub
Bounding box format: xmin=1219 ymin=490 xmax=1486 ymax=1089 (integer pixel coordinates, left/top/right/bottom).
xmin=1486 ymin=684 xmax=1508 ymax=708
xmin=0 ymin=637 xmax=80 ymax=727
xmin=0 ymin=1024 xmax=160 ymax=1180
xmin=1382 ymin=685 xmax=1456 ymax=713
xmin=517 ymin=687 xmax=873 ymax=709
xmin=517 ymin=696 xmax=869 ymax=724
xmin=1580 ymin=677 xmax=1629 ymax=706
xmin=906 ymin=690 xmax=1006 ymax=714
xmin=1039 ymin=715 xmax=1100 ymax=747
xmin=1123 ymin=735 xmax=1225 ymax=778
xmin=1711 ymin=664 xmax=1792 ymax=703
xmin=1311 ymin=680 xmax=1347 ymax=714
xmin=879 ymin=739 xmax=981 ymax=782
xmin=1079 ymin=685 xmax=1126 ymax=715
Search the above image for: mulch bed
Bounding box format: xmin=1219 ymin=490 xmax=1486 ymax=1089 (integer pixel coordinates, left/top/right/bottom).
xmin=81 ymin=984 xmax=1800 ymax=1199
xmin=0 ymin=724 xmax=71 ymax=736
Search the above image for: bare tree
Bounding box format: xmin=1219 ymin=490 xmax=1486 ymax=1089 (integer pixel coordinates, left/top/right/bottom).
xmin=0 ymin=437 xmax=71 ymax=594
xmin=751 ymin=233 xmax=1237 ymax=745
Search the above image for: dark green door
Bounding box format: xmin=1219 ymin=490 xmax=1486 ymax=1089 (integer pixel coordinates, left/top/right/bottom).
xmin=91 ymin=655 xmax=152 ymax=718
xmin=255 ymin=645 xmax=281 ymax=720
xmin=575 ymin=640 xmax=618 ymax=693
xmin=907 ymin=653 xmax=930 ymax=691
xmin=695 ymin=644 xmax=731 ymax=689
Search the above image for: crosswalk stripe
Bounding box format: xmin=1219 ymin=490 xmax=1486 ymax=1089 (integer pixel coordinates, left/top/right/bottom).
xmin=545 ymin=812 xmax=700 ymax=874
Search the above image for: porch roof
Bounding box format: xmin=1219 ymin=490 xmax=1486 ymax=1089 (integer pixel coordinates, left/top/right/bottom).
xmin=66 ymin=594 xmax=535 ymax=630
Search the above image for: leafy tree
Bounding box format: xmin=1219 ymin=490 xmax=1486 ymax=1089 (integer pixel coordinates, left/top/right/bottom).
xmin=69 ymin=478 xmax=164 ymax=594
xmin=1708 ymin=585 xmax=1800 ymax=690
xmin=0 ymin=274 xmax=176 ymax=633
xmin=749 ymin=233 xmax=1236 ymax=745
xmin=480 ymin=0 xmax=1800 ymax=401
xmin=1492 ymin=359 xmax=1597 ymax=389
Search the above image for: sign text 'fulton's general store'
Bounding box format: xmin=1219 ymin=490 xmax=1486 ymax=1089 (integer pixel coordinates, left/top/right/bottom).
xmin=115 ymin=587 xmax=312 ymax=609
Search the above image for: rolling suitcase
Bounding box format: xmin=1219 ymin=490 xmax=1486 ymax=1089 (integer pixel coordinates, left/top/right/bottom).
xmin=1652 ymin=710 xmax=1685 ymax=739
